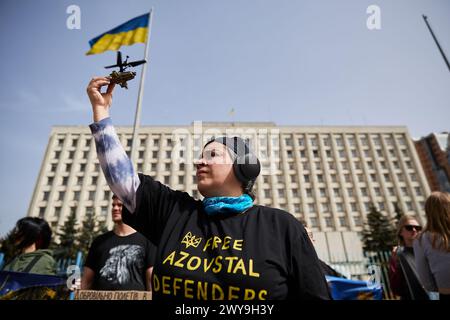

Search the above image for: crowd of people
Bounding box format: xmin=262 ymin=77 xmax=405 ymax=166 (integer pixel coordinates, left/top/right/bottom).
xmin=0 ymin=77 xmax=448 ymax=301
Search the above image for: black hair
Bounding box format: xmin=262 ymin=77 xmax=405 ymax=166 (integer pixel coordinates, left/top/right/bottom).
xmin=13 ymin=217 xmax=52 ymax=251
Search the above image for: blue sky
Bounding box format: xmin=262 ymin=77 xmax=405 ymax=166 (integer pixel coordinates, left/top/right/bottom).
xmin=0 ymin=0 xmax=449 ymax=236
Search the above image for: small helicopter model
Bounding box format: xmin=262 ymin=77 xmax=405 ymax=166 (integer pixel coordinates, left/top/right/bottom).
xmin=104 ymin=51 xmax=146 ymax=89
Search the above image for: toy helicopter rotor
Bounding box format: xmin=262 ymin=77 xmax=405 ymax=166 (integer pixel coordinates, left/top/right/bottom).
xmin=105 ymin=51 xmax=146 ymax=89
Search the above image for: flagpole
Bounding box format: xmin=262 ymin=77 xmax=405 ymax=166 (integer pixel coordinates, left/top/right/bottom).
xmin=130 ymin=8 xmax=154 ymax=166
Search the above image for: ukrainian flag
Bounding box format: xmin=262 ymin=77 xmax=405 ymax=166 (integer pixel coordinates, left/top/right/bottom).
xmin=86 ymin=13 xmax=150 ymax=55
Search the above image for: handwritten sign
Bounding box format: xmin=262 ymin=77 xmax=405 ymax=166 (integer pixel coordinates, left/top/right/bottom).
xmin=75 ymin=290 xmax=152 ymax=300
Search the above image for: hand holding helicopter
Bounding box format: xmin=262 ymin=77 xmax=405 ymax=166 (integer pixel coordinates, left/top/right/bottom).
xmin=104 ymin=51 xmax=146 ymax=89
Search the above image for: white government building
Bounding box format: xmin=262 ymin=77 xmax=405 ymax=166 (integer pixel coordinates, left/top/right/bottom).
xmin=28 ymin=122 xmax=430 ymax=277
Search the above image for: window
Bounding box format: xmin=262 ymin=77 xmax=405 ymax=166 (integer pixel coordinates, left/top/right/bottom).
xmin=103 ymin=190 xmax=110 ymax=200
xmin=326 ymin=150 xmax=332 ymax=158
xmin=72 ymin=139 xmax=78 ymax=147
xmin=325 ymin=217 xmax=334 ymax=228
xmin=354 ymin=216 xmax=363 ymax=226
xmin=65 ymin=163 xmax=72 ymax=172
xmin=165 ymin=163 xmax=171 ymax=171
xmin=91 ymin=176 xmax=97 ymax=185
xmin=62 ymin=176 xmax=68 ymax=186
xmin=166 ymin=150 xmax=171 ymax=158
xmin=263 ymin=176 xmax=270 ymax=184
xmin=302 ymin=162 xmax=309 ymax=170
xmin=341 ymin=162 xmax=349 ymax=170
xmin=292 ymin=189 xmax=299 ymax=197
xmin=278 ymin=189 xmax=285 ymax=198
xmin=264 ymin=189 xmax=271 ymax=198
xmin=89 ymin=191 xmax=95 ymax=201
xmin=322 ymin=203 xmax=330 ymax=212
xmin=294 ymin=204 xmax=301 ymax=213
xmin=335 ymin=137 xmax=343 ymax=146
xmin=82 ymin=151 xmax=89 ymax=159
xmin=101 ymin=206 xmax=108 ymax=216
xmin=331 ymin=174 xmax=337 ymax=182
xmin=310 ymin=218 xmax=319 ymax=228
xmin=51 ymin=163 xmax=57 ymax=172
xmin=415 ymin=187 xmax=422 ymax=196
xmin=139 ymin=138 xmax=146 ymax=147
xmin=384 ymin=174 xmax=391 ymax=182
xmin=376 ymin=150 xmax=383 ymax=157
xmin=43 ymin=192 xmax=50 ymax=201
xmin=323 ymin=138 xmax=331 ymax=146
xmin=178 ymin=175 xmax=184 ymax=184
xmin=54 ymin=151 xmax=61 ymax=159
xmin=139 ymin=151 xmax=145 ymax=159
xmin=306 ymin=188 xmax=313 ymax=197
xmin=164 ymin=176 xmax=170 ymax=184
xmin=378 ymin=202 xmax=385 ymax=211
xmin=179 ymin=163 xmax=185 ymax=171
xmin=348 ymin=137 xmax=356 ymax=146
xmin=313 ymin=150 xmax=319 ymax=158
xmin=74 ymin=191 xmax=80 ymax=201
xmin=152 ymin=151 xmax=158 ymax=158
xmin=86 ymin=207 xmax=94 ymax=215
xmin=347 ymin=188 xmax=354 ymax=197
xmin=354 ymin=161 xmax=361 ymax=170
xmin=406 ymin=202 xmax=413 ymax=211
xmin=85 ymin=139 xmax=91 ymax=147
xmin=360 ymin=137 xmax=368 ymax=146
xmin=57 ymin=138 xmax=64 ymax=147
xmin=398 ymin=174 xmax=405 ymax=182
xmin=344 ymin=174 xmax=351 ymax=183
xmin=351 ymin=150 xmax=358 ymax=158
xmin=58 ymin=191 xmax=65 ymax=201
xmin=153 ymin=139 xmax=160 ymax=146
xmin=39 ymin=207 xmax=46 ymax=217
xmin=308 ymin=204 xmax=316 ymax=213
xmin=410 ymin=174 xmax=417 ymax=182
xmin=333 ymin=188 xmax=341 ymax=197
xmin=79 ymin=163 xmax=86 ymax=172
xmin=367 ymin=161 xmax=374 ymax=170
xmin=320 ymin=188 xmax=327 ymax=197
xmin=287 ymin=150 xmax=293 ymax=159
xmin=336 ymin=203 xmax=344 ymax=212
xmin=339 ymin=150 xmax=346 ymax=158
xmin=358 ymin=174 xmax=364 ymax=182
xmin=401 ymin=187 xmax=408 ymax=196
xmin=151 ymin=163 xmax=157 ymax=171
xmin=374 ymin=187 xmax=381 ymax=196
xmin=361 ymin=188 xmax=368 ymax=196
xmin=137 ymin=163 xmax=143 ymax=172
xmin=370 ymin=174 xmax=377 ymax=182
xmin=76 ymin=176 xmax=83 ymax=186
xmin=315 ymin=161 xmax=321 ymax=169
xmin=47 ymin=177 xmax=54 ymax=186
xmin=380 ymin=161 xmax=387 ymax=169
xmin=298 ymin=138 xmax=305 ymax=146
xmin=94 ymin=164 xmax=99 ymax=172
xmin=328 ymin=162 xmax=335 ymax=170
xmin=350 ymin=202 xmax=358 ymax=212
xmin=285 ymin=138 xmax=293 ymax=146
xmin=304 ymin=175 xmax=310 ymax=183
xmin=54 ymin=207 xmax=61 ymax=217
xmin=405 ymin=161 xmax=413 ymax=169
xmin=317 ymin=174 xmax=324 ymax=183
xmin=290 ymin=175 xmax=297 ymax=183
xmin=388 ymin=187 xmax=395 ymax=196
xmin=300 ymin=150 xmax=306 ymax=158
xmin=310 ymin=137 xmax=318 ymax=146
xmin=339 ymin=217 xmax=348 ymax=227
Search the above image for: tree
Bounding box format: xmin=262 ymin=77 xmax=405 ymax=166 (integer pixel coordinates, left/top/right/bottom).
xmin=393 ymin=202 xmax=404 ymax=225
xmin=78 ymin=212 xmax=96 ymax=259
xmin=54 ymin=210 xmax=79 ymax=260
xmin=362 ymin=203 xmax=397 ymax=252
xmin=78 ymin=213 xmax=108 ymax=258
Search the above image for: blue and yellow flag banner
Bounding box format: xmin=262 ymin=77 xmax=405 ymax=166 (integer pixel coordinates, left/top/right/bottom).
xmin=86 ymin=13 xmax=150 ymax=55
xmin=326 ymin=276 xmax=383 ymax=300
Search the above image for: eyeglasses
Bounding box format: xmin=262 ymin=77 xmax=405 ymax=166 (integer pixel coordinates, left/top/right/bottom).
xmin=404 ymin=225 xmax=422 ymax=232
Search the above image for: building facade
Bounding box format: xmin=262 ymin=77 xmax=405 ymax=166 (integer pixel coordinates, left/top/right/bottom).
xmin=414 ymin=132 xmax=450 ymax=193
xmin=28 ymin=122 xmax=431 ymax=275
